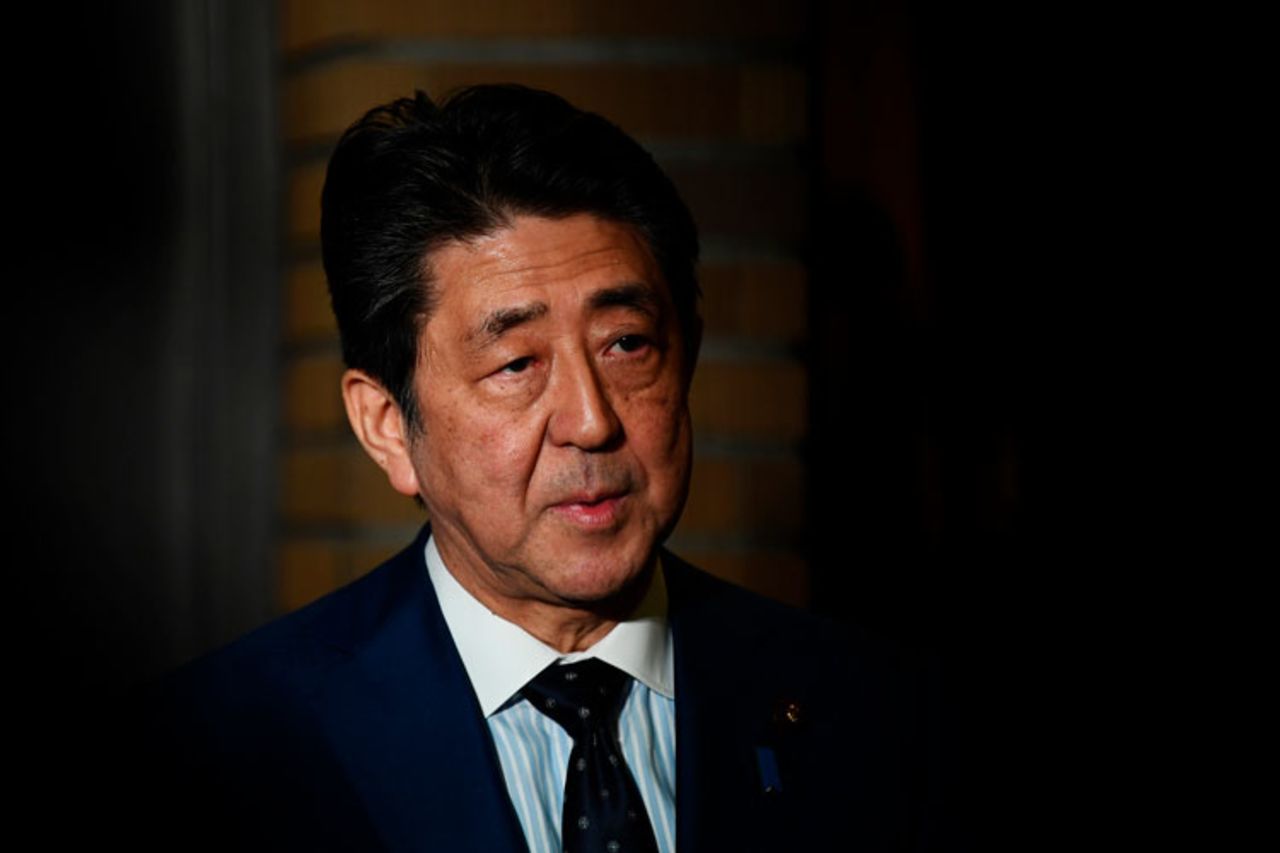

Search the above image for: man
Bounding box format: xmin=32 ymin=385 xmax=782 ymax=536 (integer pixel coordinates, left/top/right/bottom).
xmin=140 ymin=85 xmax=942 ymax=851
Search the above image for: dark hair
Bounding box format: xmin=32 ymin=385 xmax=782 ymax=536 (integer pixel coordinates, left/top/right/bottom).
xmin=321 ymin=84 xmax=701 ymax=428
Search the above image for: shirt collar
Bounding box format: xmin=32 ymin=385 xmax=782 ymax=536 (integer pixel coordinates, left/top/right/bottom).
xmin=425 ymin=534 xmax=674 ymax=717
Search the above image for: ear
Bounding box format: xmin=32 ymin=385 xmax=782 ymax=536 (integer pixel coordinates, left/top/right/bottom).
xmin=340 ymin=369 xmax=421 ymax=498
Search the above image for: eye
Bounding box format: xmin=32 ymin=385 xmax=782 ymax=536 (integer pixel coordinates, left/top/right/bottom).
xmin=500 ymin=356 xmax=535 ymax=374
xmin=611 ymin=334 xmax=651 ymax=355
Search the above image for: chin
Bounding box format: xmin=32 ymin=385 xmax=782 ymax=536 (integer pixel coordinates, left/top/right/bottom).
xmin=547 ymin=551 xmax=651 ymax=607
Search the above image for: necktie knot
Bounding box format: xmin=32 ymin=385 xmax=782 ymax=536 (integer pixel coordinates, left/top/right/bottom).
xmin=521 ymin=658 xmax=632 ymax=738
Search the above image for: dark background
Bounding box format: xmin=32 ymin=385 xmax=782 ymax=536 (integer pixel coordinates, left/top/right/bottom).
xmin=7 ymin=2 xmax=1083 ymax=845
xmin=9 ymin=1 xmax=280 ymax=699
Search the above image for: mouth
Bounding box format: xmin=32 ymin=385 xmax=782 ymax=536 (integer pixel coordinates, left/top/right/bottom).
xmin=548 ymin=490 xmax=629 ymax=528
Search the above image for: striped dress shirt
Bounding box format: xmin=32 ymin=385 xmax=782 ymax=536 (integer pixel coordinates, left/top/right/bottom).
xmin=425 ymin=536 xmax=677 ymax=853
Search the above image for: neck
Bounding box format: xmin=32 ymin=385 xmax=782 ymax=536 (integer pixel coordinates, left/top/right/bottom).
xmin=433 ymin=536 xmax=655 ymax=654
xmin=500 ymin=605 xmax=620 ymax=654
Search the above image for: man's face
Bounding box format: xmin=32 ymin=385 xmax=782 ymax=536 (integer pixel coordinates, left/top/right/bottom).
xmin=408 ymin=213 xmax=694 ymax=608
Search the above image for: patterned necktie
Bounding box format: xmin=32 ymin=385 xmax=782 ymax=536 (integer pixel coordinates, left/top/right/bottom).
xmin=521 ymin=658 xmax=660 ymax=853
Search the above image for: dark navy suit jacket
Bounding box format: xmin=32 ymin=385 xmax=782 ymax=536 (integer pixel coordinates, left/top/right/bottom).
xmin=134 ymin=525 xmax=942 ymax=851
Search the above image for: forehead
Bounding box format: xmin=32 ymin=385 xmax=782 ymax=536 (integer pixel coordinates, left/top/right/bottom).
xmin=425 ymin=214 xmax=667 ymax=321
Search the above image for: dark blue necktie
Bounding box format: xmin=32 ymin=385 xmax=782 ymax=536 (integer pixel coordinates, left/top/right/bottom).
xmin=521 ymin=658 xmax=660 ymax=853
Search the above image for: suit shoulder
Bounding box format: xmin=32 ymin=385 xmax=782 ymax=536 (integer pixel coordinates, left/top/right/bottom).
xmin=663 ymin=549 xmax=922 ymax=680
xmin=663 ymin=549 xmax=868 ymax=643
xmin=151 ymin=532 xmax=427 ymax=712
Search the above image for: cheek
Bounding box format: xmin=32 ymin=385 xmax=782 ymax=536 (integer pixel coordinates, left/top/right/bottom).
xmin=625 ymin=391 xmax=692 ymax=480
xmin=481 ymin=427 xmax=538 ymax=484
xmin=446 ymin=408 xmax=544 ymax=495
xmin=632 ymin=379 xmax=689 ymax=442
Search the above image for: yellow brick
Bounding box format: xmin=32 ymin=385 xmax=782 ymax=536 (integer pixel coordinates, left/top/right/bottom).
xmin=740 ymin=264 xmax=806 ymax=338
xmin=679 ymin=458 xmax=740 ymax=534
xmin=283 ymin=61 xmax=804 ymax=148
xmin=280 ymin=446 xmax=344 ymax=523
xmin=677 ymin=457 xmax=803 ymax=537
xmin=288 ymin=162 xmax=326 ymax=243
xmin=689 ymin=362 xmax=806 ymax=440
xmin=742 ymin=458 xmax=804 ymax=534
xmin=672 ymin=165 xmax=806 ymax=244
xmin=739 ymin=66 xmax=807 ymax=144
xmin=282 ymin=442 xmax=432 ymax=526
xmin=277 ymin=539 xmax=343 ymax=612
xmin=282 ymin=352 xmax=345 ymax=433
xmin=285 ymin=263 xmax=339 ymax=343
xmin=697 ymin=267 xmax=739 ymax=341
xmin=281 ymin=0 xmax=807 ymax=54
xmin=699 ymin=262 xmax=807 ymax=341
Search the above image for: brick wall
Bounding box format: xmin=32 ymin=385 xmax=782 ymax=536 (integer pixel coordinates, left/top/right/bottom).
xmin=277 ymin=0 xmax=813 ymax=611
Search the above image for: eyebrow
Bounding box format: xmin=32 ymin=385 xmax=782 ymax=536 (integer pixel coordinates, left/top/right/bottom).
xmin=587 ymin=282 xmax=661 ymax=318
xmin=466 ymin=283 xmax=661 ymax=348
xmin=468 ymin=302 xmax=549 ymax=346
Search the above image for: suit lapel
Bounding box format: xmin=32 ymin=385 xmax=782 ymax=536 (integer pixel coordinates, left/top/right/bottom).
xmin=666 ymin=553 xmax=787 ymax=852
xmin=302 ymin=536 xmax=815 ymax=850
xmin=310 ymin=528 xmax=528 ymax=852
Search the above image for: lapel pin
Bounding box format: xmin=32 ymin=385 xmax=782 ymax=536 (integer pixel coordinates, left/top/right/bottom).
xmin=757 ymin=698 xmax=804 ymax=794
xmin=771 ymin=698 xmax=804 ymax=731
xmin=778 ymin=700 xmax=802 ymax=725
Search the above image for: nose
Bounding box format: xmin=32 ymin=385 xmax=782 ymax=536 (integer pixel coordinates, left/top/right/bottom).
xmin=546 ymin=352 xmax=622 ymax=451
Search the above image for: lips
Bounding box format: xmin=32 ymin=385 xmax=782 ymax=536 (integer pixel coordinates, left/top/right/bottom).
xmin=548 ymin=490 xmax=628 ymax=528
